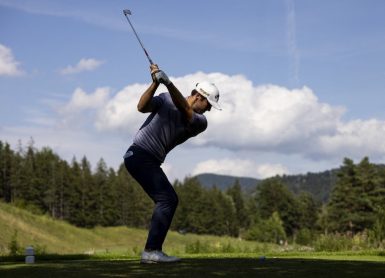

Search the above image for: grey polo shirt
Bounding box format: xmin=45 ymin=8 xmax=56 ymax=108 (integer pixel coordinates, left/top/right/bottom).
xmin=133 ymin=93 xmax=207 ymax=162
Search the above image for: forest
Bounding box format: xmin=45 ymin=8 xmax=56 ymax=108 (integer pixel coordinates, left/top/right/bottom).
xmin=1 ymin=140 xmax=385 ymax=247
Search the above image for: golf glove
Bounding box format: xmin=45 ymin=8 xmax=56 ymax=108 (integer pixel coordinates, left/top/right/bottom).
xmin=154 ymin=70 xmax=171 ymax=85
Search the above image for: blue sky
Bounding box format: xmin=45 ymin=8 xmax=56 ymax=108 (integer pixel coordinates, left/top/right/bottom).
xmin=1 ymin=0 xmax=385 ymax=181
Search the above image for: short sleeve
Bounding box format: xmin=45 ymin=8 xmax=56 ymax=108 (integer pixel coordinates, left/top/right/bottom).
xmin=188 ymin=113 xmax=207 ymax=136
xmin=150 ymin=93 xmax=166 ymax=111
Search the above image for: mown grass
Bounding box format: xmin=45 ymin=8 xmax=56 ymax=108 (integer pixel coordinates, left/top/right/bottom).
xmin=1 ymin=254 xmax=385 ymax=278
xmin=0 ymin=201 xmax=278 ymax=256
xmin=2 ymin=201 xmax=385 ymax=277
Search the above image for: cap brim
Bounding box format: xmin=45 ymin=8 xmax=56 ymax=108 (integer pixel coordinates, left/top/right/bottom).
xmin=208 ymin=100 xmax=222 ymax=110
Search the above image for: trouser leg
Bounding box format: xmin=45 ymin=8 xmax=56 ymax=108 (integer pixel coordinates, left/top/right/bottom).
xmin=124 ymin=150 xmax=178 ymax=250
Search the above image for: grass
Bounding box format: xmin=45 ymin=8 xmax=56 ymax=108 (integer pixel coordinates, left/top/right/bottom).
xmin=2 ymin=201 xmax=385 ymax=277
xmin=0 ymin=201 xmax=278 ymax=256
xmin=1 ymin=254 xmax=385 ymax=278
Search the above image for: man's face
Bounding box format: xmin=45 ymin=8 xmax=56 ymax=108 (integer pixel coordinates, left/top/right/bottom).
xmin=193 ymin=94 xmax=212 ymax=114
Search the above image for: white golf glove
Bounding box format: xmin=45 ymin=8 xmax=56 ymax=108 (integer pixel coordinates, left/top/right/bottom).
xmin=154 ymin=70 xmax=171 ymax=85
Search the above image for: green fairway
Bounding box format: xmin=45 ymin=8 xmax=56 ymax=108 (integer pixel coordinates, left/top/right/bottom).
xmin=1 ymin=255 xmax=385 ymax=278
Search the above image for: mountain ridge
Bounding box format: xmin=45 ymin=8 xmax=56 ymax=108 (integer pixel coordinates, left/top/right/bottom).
xmin=194 ymin=169 xmax=339 ymax=203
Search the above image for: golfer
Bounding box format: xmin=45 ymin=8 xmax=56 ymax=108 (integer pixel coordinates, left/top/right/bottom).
xmin=124 ymin=64 xmax=221 ymax=263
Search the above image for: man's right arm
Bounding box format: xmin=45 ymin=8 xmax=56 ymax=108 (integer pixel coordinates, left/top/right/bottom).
xmin=137 ymin=64 xmax=160 ymax=113
xmin=137 ymin=81 xmax=159 ymax=113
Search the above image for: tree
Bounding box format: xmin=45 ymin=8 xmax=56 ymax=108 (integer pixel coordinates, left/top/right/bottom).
xmin=208 ymin=187 xmax=238 ymax=236
xmin=0 ymin=142 xmax=14 ymax=202
xmin=172 ymin=177 xmax=208 ymax=234
xmin=327 ymin=157 xmax=380 ymax=233
xmin=173 ymin=177 xmax=238 ymax=236
xmin=255 ymin=178 xmax=301 ymax=236
xmin=79 ymin=156 xmax=97 ymax=227
xmin=114 ymin=164 xmax=152 ymax=228
xmin=297 ymin=191 xmax=319 ymax=230
xmin=226 ymin=180 xmax=250 ymax=229
xmin=353 ymin=157 xmax=379 ymax=230
xmin=245 ymin=212 xmax=286 ymax=243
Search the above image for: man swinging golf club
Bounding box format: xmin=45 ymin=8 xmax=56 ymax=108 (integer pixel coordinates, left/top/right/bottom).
xmin=124 ymin=64 xmax=221 ymax=263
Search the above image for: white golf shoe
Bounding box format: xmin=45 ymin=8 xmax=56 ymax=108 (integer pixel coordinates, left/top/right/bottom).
xmin=140 ymin=250 xmax=181 ymax=264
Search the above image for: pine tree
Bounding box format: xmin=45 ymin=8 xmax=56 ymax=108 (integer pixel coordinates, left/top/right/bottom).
xmin=212 ymin=187 xmax=238 ymax=236
xmin=114 ymin=164 xmax=152 ymax=228
xmin=297 ymin=191 xmax=319 ymax=230
xmin=173 ymin=177 xmax=207 ymax=234
xmin=327 ymin=157 xmax=382 ymax=233
xmin=0 ymin=142 xmax=14 ymax=202
xmin=353 ymin=157 xmax=379 ymax=230
xmin=226 ymin=180 xmax=249 ymax=229
xmin=255 ymin=178 xmax=301 ymax=236
xmin=326 ymin=158 xmax=358 ymax=233
xmin=79 ymin=156 xmax=97 ymax=227
xmin=15 ymin=141 xmax=45 ymax=213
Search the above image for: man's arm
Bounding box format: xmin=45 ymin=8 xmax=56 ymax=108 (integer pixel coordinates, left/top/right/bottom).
xmin=166 ymin=83 xmax=195 ymax=121
xmin=137 ymin=81 xmax=159 ymax=113
xmin=137 ymin=64 xmax=160 ymax=113
xmin=154 ymin=69 xmax=196 ymax=121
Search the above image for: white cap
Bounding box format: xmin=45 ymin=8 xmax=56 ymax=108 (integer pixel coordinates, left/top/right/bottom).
xmin=195 ymin=82 xmax=221 ymax=110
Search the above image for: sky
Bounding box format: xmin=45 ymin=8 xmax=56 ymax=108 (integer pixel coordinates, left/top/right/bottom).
xmin=1 ymin=0 xmax=385 ymax=182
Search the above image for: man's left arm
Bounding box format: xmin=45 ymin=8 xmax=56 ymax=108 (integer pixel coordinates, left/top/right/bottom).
xmin=153 ymin=69 xmax=196 ymax=122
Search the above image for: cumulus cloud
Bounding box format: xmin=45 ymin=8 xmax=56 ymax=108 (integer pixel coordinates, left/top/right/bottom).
xmin=60 ymin=58 xmax=104 ymax=75
xmin=61 ymin=87 xmax=111 ymax=113
xmin=60 ymin=71 xmax=385 ymax=162
xmin=192 ymin=159 xmax=289 ymax=179
xmin=0 ymin=44 xmax=23 ymax=76
xmin=95 ymin=83 xmax=149 ymax=132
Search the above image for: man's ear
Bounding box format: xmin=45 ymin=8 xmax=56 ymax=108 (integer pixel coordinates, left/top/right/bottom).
xmin=195 ymin=93 xmax=204 ymax=100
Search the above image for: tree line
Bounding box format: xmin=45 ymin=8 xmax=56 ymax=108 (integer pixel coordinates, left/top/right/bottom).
xmin=1 ymin=140 xmax=384 ymax=245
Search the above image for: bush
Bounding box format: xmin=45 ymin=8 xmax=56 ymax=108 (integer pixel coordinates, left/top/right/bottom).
xmin=368 ymin=207 xmax=385 ymax=246
xmin=8 ymin=230 xmax=22 ymax=256
xmin=314 ymin=234 xmax=353 ymax=251
xmin=245 ymin=212 xmax=286 ymax=243
xmin=295 ymin=228 xmax=314 ymax=246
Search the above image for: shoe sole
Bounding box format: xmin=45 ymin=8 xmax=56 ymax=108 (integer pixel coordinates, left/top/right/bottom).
xmin=140 ymin=259 xmax=158 ymax=264
xmin=140 ymin=259 xmax=181 ymax=264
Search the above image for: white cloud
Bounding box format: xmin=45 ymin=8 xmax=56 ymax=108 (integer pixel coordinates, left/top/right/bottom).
xmin=58 ymin=87 xmax=111 ymax=128
xmin=316 ymin=119 xmax=385 ymax=159
xmin=62 ymin=87 xmax=111 ymax=112
xmin=60 ymin=58 xmax=104 ymax=75
xmin=95 ymin=84 xmax=149 ymax=132
xmin=0 ymin=44 xmax=23 ymax=76
xmin=91 ymin=71 xmax=385 ymax=161
xmin=5 ymin=71 xmax=385 ymax=181
xmin=192 ymin=159 xmax=289 ymax=179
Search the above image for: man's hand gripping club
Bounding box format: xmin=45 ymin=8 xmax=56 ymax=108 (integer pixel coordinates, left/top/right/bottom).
xmin=150 ymin=65 xmax=194 ymax=121
xmin=151 ymin=64 xmax=171 ymax=86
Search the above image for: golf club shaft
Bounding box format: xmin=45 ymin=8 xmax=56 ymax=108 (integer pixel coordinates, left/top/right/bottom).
xmin=123 ymin=11 xmax=154 ymax=65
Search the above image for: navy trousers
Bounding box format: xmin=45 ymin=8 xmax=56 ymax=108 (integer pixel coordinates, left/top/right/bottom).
xmin=124 ymin=145 xmax=178 ymax=251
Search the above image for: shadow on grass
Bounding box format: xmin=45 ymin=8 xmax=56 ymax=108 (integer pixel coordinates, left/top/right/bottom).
xmin=1 ymin=258 xmax=385 ymax=278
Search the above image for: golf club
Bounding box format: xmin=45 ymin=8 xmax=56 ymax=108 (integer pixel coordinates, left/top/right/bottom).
xmin=123 ymin=9 xmax=154 ymax=65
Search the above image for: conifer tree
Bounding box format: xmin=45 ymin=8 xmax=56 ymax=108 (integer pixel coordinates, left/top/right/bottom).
xmin=211 ymin=187 xmax=238 ymax=236
xmin=353 ymin=157 xmax=379 ymax=231
xmin=255 ymin=178 xmax=301 ymax=236
xmin=79 ymin=156 xmax=97 ymax=227
xmin=0 ymin=142 xmax=14 ymax=202
xmin=297 ymin=191 xmax=319 ymax=230
xmin=114 ymin=164 xmax=152 ymax=227
xmin=326 ymin=158 xmax=358 ymax=232
xmin=226 ymin=180 xmax=249 ymax=229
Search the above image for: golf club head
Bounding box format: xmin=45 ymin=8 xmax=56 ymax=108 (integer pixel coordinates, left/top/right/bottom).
xmin=123 ymin=9 xmax=131 ymax=16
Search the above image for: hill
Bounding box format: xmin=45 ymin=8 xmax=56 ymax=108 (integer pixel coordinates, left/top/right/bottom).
xmin=195 ymin=169 xmax=338 ymax=203
xmin=0 ymin=201 xmax=272 ymax=256
xmin=194 ymin=173 xmax=261 ymax=192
